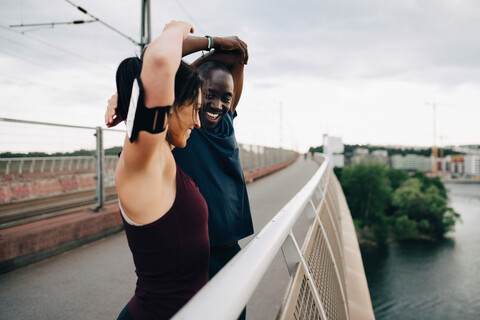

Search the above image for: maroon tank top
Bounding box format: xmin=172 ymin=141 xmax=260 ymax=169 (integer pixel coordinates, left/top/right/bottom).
xmin=120 ymin=165 xmax=209 ymax=320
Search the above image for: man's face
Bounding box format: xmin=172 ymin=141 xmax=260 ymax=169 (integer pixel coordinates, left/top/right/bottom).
xmin=199 ymin=69 xmax=234 ymax=131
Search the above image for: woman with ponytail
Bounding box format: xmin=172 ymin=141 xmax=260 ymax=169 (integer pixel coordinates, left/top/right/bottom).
xmin=115 ymin=21 xmax=209 ymax=320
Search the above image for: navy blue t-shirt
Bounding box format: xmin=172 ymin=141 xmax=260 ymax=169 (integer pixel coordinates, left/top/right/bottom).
xmin=172 ymin=110 xmax=254 ymax=247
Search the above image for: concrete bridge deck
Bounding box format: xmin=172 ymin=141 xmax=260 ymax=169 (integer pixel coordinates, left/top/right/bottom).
xmin=0 ymin=157 xmax=320 ymax=320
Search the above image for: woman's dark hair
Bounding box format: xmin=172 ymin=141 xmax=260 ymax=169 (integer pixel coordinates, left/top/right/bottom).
xmin=173 ymin=61 xmax=203 ymax=109
xmin=115 ymin=57 xmax=203 ymax=120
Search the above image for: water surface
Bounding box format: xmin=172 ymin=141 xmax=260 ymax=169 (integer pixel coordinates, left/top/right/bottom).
xmin=361 ymin=183 xmax=480 ymax=320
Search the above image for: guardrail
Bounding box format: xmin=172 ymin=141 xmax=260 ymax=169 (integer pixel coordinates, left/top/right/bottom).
xmin=173 ymin=154 xmax=374 ymax=320
xmin=0 ymin=118 xmax=298 ymax=208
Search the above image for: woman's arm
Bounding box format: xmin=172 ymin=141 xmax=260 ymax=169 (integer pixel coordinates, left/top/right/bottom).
xmin=122 ymin=21 xmax=193 ymax=170
xmin=142 ymin=21 xmax=193 ymax=108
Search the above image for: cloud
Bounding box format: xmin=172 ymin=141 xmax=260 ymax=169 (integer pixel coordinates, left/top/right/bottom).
xmin=1 ymin=0 xmax=479 ymax=152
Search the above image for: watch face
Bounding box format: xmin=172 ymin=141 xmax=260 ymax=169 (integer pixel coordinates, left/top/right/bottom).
xmin=126 ymin=79 xmax=140 ymax=141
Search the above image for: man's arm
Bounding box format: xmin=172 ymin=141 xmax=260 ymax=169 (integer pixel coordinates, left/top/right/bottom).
xmin=182 ymin=36 xmax=248 ymax=64
xmin=192 ymin=48 xmax=247 ymax=114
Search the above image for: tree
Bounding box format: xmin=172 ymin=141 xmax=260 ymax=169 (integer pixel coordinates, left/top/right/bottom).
xmin=393 ymin=215 xmax=418 ymax=240
xmin=388 ymin=169 xmax=410 ymax=190
xmin=340 ymin=161 xmax=392 ymax=223
xmin=392 ymin=177 xmax=460 ymax=239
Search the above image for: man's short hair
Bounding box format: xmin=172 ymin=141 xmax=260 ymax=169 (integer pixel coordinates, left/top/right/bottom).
xmin=197 ymin=61 xmax=231 ymax=81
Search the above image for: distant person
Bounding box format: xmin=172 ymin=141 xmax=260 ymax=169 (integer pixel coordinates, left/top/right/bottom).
xmin=114 ymin=21 xmax=208 ymax=320
xmin=106 ymin=34 xmax=252 ymax=320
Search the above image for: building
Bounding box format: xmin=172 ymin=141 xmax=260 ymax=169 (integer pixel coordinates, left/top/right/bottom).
xmin=443 ymin=155 xmax=464 ymax=177
xmin=464 ymin=155 xmax=480 ymax=178
xmin=350 ymin=148 xmax=369 ymax=164
xmin=323 ymin=135 xmax=344 ymax=167
xmin=391 ymin=154 xmax=432 ymax=172
xmin=371 ymin=150 xmax=389 ymax=165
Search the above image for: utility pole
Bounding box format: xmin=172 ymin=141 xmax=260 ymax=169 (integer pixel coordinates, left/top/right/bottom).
xmin=426 ymin=102 xmax=438 ymax=175
xmin=425 ymin=101 xmax=452 ymax=176
xmin=140 ymin=0 xmax=151 ymax=50
xmin=279 ymin=102 xmax=283 ymax=149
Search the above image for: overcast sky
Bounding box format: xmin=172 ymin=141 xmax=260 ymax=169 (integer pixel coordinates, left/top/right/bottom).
xmin=1 ymin=0 xmax=479 ymax=152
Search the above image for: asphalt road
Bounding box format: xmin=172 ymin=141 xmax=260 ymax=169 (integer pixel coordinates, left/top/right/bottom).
xmin=0 ymin=157 xmax=320 ymax=320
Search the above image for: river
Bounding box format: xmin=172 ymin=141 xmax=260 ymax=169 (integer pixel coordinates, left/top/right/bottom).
xmin=361 ymin=183 xmax=480 ymax=320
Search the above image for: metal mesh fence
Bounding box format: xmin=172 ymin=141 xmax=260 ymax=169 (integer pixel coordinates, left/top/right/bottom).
xmin=0 ymin=120 xmax=97 ymax=155
xmin=277 ymin=162 xmax=350 ymax=320
xmin=0 ymin=118 xmax=297 ymax=206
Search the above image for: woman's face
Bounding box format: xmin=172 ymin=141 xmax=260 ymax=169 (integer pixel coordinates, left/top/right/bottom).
xmin=167 ymin=93 xmax=202 ymax=148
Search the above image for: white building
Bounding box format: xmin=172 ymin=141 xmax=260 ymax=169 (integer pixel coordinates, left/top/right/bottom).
xmin=350 ymin=148 xmax=369 ymax=164
xmin=391 ymin=154 xmax=432 ymax=172
xmin=442 ymin=155 xmax=464 ymax=177
xmin=323 ymin=135 xmax=344 ymax=167
xmin=464 ymin=155 xmax=480 ymax=178
xmin=371 ymin=150 xmax=389 ymax=165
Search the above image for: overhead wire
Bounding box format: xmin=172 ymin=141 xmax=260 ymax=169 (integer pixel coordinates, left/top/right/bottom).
xmin=0 ymin=26 xmax=115 ymax=94
xmin=64 ymin=0 xmax=141 ymax=47
xmin=0 ymin=24 xmax=114 ymax=72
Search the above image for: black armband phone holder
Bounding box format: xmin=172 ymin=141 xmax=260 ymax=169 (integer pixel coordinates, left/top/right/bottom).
xmin=125 ymin=78 xmax=172 ymax=143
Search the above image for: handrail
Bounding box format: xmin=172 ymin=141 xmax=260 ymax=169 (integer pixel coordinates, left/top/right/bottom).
xmin=173 ymin=156 xmax=330 ymax=320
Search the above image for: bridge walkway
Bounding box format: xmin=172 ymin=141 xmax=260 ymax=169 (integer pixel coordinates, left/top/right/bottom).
xmin=0 ymin=157 xmax=319 ymax=320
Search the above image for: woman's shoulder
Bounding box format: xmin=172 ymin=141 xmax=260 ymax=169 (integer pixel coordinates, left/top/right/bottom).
xmin=116 ymin=150 xmax=177 ymax=225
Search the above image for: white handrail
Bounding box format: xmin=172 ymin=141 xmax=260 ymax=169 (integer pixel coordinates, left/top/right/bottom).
xmin=172 ymin=155 xmax=330 ymax=320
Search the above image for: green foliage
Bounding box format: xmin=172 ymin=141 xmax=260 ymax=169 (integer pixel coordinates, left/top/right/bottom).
xmin=309 ymin=145 xmax=323 ymax=153
xmin=307 ymin=144 xmax=463 ymax=159
xmin=393 ymin=215 xmax=418 ymax=240
xmin=337 ymin=161 xmax=461 ymax=245
xmin=439 ymin=207 xmax=461 ymax=237
xmin=392 ymin=178 xmax=427 ymax=219
xmin=333 ymin=167 xmax=343 ymax=181
xmin=105 ymin=146 xmax=123 ymax=156
xmin=418 ymin=219 xmax=430 ymax=231
xmin=372 ymin=214 xmax=391 ymax=245
xmin=388 ymin=169 xmax=410 ymax=190
xmin=391 ymin=177 xmax=460 ymax=239
xmin=340 ymin=161 xmax=392 ymax=223
xmin=353 ymin=218 xmax=363 ymax=232
xmin=0 ymin=149 xmax=94 ymax=158
xmin=412 ymin=171 xmax=447 ymax=199
xmin=1 ymin=146 xmax=123 ymax=158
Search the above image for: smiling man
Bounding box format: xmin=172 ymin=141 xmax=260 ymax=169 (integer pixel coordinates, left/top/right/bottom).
xmin=172 ymin=46 xmax=254 ymax=283
xmin=167 ymin=41 xmax=253 ymax=320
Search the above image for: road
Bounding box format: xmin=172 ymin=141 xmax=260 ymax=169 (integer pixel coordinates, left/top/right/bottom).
xmin=0 ymin=157 xmax=320 ymax=320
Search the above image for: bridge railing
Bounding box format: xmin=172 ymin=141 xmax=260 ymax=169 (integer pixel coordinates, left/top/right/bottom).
xmin=173 ymin=154 xmax=374 ymax=320
xmin=0 ymin=118 xmax=297 ymax=207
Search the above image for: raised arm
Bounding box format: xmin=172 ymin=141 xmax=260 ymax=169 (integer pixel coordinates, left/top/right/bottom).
xmin=121 ymin=21 xmax=193 ymax=169
xmin=193 ymin=49 xmax=246 ymax=114
xmin=105 ymin=35 xmax=246 ymax=127
xmin=181 ymin=36 xmax=248 ymax=113
xmin=141 ymin=21 xmax=193 ymax=108
xmin=182 ymin=35 xmax=248 ymax=64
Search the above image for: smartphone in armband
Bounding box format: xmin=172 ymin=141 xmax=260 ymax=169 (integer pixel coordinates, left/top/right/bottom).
xmin=126 ymin=78 xmax=172 ymax=143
